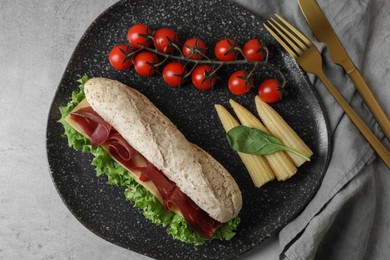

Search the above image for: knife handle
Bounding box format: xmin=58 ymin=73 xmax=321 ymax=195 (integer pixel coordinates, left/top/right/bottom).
xmin=348 ymin=68 xmax=390 ymax=141
xmin=317 ymin=71 xmax=390 ymax=169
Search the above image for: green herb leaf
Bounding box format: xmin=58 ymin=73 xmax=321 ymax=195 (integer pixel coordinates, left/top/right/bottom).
xmin=227 ymin=125 xmax=310 ymax=161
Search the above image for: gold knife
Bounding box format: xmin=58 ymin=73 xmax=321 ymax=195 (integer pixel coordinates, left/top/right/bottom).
xmin=297 ymin=0 xmax=390 ymax=141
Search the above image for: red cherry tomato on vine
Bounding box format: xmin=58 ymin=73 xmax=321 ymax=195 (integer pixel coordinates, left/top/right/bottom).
xmin=162 ymin=62 xmax=188 ymax=87
xmin=258 ymin=79 xmax=282 ymax=103
xmin=191 ymin=65 xmax=217 ymax=90
xmin=134 ymin=51 xmax=159 ymax=77
xmin=243 ymin=39 xmax=265 ymax=62
xmin=228 ymin=70 xmax=253 ymax=95
xmin=183 ymin=38 xmax=207 ymax=60
xmin=214 ymin=38 xmax=239 ymax=61
xmin=153 ymin=28 xmax=179 ymax=53
xmin=127 ymin=24 xmax=152 ymax=49
xmin=108 ymin=45 xmax=133 ymax=70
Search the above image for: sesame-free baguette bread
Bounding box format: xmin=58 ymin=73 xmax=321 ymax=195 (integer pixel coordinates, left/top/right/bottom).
xmin=84 ymin=77 xmax=242 ymax=222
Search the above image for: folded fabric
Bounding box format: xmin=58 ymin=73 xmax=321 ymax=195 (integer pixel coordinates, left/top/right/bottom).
xmin=231 ymin=0 xmax=390 ymax=259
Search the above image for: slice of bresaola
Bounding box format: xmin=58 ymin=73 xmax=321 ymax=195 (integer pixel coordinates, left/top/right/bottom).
xmin=70 ymin=106 xmax=221 ymax=238
xmin=66 ymin=77 xmax=242 ymax=240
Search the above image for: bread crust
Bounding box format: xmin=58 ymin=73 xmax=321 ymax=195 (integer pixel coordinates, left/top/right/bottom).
xmin=84 ymin=77 xmax=242 ymax=222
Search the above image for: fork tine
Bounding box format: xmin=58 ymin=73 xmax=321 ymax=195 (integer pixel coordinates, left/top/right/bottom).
xmin=269 ymin=18 xmax=309 ymax=53
xmin=263 ymin=23 xmax=298 ymax=59
xmin=275 ymin=14 xmax=311 ymax=46
xmin=266 ymin=19 xmax=303 ymax=56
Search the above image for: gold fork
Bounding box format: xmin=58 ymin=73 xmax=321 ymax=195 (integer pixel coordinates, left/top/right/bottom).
xmin=263 ymin=14 xmax=390 ymax=169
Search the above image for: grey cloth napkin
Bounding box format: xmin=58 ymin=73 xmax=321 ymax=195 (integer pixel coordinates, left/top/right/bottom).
xmin=231 ymin=0 xmax=390 ymax=259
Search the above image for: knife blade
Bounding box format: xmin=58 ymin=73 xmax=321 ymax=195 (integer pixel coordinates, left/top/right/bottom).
xmin=297 ymin=0 xmax=390 ymax=140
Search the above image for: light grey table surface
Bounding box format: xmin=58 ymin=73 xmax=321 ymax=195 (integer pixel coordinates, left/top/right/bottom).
xmin=0 ymin=0 xmax=278 ymax=259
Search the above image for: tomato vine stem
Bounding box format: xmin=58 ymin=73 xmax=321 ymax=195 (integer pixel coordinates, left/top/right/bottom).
xmin=132 ymin=34 xmax=286 ymax=88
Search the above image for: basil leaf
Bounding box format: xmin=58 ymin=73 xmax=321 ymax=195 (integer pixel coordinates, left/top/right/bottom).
xmin=226 ymin=125 xmax=310 ymax=161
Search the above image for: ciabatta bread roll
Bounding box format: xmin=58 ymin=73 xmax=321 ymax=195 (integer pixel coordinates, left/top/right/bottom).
xmin=84 ymin=77 xmax=242 ymax=222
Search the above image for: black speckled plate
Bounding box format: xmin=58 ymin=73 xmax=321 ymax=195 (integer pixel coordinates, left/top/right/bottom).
xmin=46 ymin=0 xmax=330 ymax=259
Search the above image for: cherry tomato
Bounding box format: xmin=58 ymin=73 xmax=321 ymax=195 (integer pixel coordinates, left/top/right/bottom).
xmin=214 ymin=38 xmax=239 ymax=61
xmin=183 ymin=38 xmax=207 ymax=60
xmin=108 ymin=45 xmax=133 ymax=70
xmin=127 ymin=24 xmax=152 ymax=49
xmin=153 ymin=28 xmax=179 ymax=53
xmin=258 ymin=79 xmax=282 ymax=103
xmin=162 ymin=62 xmax=188 ymax=87
xmin=243 ymin=39 xmax=265 ymax=62
xmin=133 ymin=51 xmax=159 ymax=77
xmin=228 ymin=71 xmax=253 ymax=95
xmin=191 ymin=65 xmax=217 ymax=90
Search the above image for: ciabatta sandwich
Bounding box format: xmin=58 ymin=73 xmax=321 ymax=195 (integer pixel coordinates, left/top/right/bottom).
xmin=60 ymin=77 xmax=242 ymax=243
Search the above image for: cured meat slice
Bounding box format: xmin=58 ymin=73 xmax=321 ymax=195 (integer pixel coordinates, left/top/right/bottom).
xmin=71 ymin=106 xmax=221 ymax=238
xmin=71 ymin=107 xmax=111 ymax=146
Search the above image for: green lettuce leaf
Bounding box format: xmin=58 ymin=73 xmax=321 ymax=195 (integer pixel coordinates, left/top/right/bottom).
xmin=58 ymin=75 xmax=240 ymax=245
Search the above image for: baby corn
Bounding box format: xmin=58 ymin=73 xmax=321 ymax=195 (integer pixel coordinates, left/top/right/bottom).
xmin=229 ymin=99 xmax=297 ymax=181
xmin=215 ymin=104 xmax=274 ymax=187
xmin=255 ymin=96 xmax=313 ymax=167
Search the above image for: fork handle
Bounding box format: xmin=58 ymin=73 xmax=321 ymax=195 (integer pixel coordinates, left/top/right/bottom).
xmin=317 ymin=71 xmax=390 ymax=169
xmin=348 ymin=68 xmax=390 ymax=141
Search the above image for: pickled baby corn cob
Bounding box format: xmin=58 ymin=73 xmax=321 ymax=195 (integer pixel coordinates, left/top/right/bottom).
xmin=229 ymin=99 xmax=297 ymax=181
xmin=214 ymin=104 xmax=275 ymax=187
xmin=255 ymin=96 xmax=313 ymax=166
